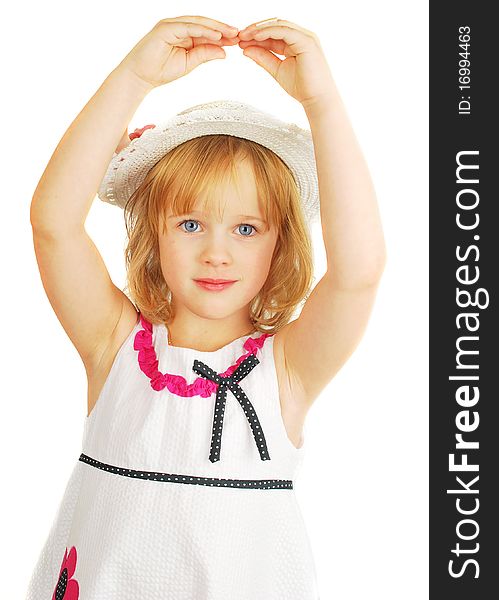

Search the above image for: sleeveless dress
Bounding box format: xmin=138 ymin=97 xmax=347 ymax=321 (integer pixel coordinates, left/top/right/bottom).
xmin=25 ymin=312 xmax=319 ymax=599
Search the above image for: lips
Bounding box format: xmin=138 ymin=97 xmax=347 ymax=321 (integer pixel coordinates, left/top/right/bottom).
xmin=195 ymin=279 xmax=237 ymax=284
xmin=194 ymin=278 xmax=237 ymax=292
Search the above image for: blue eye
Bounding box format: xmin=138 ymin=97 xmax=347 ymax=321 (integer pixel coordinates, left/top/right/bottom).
xmin=178 ymin=220 xmax=257 ymax=236
xmin=238 ymin=224 xmax=256 ymax=236
xmin=179 ymin=219 xmax=199 ymax=233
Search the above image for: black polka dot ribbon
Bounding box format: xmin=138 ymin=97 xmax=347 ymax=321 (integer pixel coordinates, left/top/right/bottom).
xmin=79 ymin=453 xmax=292 ymax=489
xmin=192 ymin=353 xmax=271 ymax=463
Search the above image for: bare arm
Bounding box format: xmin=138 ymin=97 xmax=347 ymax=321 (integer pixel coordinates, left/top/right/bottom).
xmin=29 ymin=67 xmax=152 ymax=372
xmin=283 ymin=84 xmax=387 ymax=405
xmin=30 ymin=67 xmax=152 ymax=232
xmin=303 ymin=90 xmax=387 ymax=286
xmin=28 ymin=17 xmax=240 ymax=377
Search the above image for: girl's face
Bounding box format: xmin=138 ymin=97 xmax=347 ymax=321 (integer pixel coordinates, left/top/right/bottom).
xmin=158 ymin=159 xmax=278 ymax=322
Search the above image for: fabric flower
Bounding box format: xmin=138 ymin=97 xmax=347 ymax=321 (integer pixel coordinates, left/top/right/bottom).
xmin=128 ymin=124 xmax=156 ymax=140
xmin=52 ymin=546 xmax=79 ymax=599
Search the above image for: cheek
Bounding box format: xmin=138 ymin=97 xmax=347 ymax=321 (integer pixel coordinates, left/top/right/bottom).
xmin=244 ymin=241 xmax=275 ymax=281
xmin=159 ymin=237 xmax=190 ymax=279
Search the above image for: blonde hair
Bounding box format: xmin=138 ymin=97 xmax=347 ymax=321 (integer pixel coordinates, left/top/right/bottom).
xmin=122 ymin=134 xmax=314 ymax=334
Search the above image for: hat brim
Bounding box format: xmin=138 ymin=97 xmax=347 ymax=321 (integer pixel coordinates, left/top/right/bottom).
xmin=97 ymin=101 xmax=320 ymax=225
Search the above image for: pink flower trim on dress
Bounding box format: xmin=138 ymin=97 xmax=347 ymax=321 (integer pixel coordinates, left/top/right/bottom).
xmin=133 ymin=313 xmax=273 ymax=397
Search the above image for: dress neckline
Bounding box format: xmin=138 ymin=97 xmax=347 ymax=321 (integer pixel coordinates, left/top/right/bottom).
xmin=133 ymin=313 xmax=274 ymax=395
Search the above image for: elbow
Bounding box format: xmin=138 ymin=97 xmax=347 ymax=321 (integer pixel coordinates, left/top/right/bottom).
xmin=363 ymin=251 xmax=387 ymax=285
xmin=326 ymin=251 xmax=387 ymax=290
xmin=372 ymin=250 xmax=387 ymax=279
xmin=365 ymin=240 xmax=388 ymax=282
xmin=30 ymin=198 xmax=42 ymax=229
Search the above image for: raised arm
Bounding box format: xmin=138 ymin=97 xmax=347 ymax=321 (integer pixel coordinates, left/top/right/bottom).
xmin=30 ymin=68 xmax=151 ymax=234
xmin=30 ymin=67 xmax=151 ymax=372
xmin=29 ymin=17 xmax=240 ymax=377
xmin=237 ymin=21 xmax=387 ymax=406
xmin=283 ymin=86 xmax=387 ymax=405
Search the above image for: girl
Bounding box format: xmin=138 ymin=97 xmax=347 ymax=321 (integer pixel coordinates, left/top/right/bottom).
xmin=27 ymin=14 xmax=386 ymax=600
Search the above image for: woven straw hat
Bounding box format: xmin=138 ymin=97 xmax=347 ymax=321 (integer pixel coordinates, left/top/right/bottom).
xmin=97 ymin=99 xmax=320 ymax=224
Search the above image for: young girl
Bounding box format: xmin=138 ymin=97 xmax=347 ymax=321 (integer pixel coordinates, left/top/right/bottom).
xmin=27 ymin=15 xmax=386 ymax=600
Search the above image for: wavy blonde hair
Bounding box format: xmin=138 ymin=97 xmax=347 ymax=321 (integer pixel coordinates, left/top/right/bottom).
xmin=122 ymin=134 xmax=314 ymax=334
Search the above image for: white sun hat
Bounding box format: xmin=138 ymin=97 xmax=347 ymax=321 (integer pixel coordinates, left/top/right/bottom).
xmin=97 ymin=99 xmax=320 ymax=225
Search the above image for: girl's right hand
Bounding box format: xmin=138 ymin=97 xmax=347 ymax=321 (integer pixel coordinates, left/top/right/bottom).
xmin=117 ymin=16 xmax=240 ymax=91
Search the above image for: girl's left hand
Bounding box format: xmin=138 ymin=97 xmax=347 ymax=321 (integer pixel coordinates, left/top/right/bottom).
xmin=238 ymin=18 xmax=336 ymax=111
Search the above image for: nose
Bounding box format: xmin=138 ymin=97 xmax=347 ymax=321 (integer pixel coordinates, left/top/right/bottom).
xmin=199 ymin=233 xmax=233 ymax=267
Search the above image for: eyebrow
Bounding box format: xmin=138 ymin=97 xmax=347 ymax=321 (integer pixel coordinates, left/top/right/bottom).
xmin=168 ymin=211 xmax=266 ymax=223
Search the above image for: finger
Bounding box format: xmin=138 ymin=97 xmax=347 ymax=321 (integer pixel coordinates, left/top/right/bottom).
xmin=242 ymin=25 xmax=311 ymax=53
xmin=240 ymin=46 xmax=282 ymax=79
xmin=241 ymin=18 xmax=314 ymax=38
xmin=185 ymin=44 xmax=226 ymax=72
xmin=155 ymin=21 xmax=224 ymax=45
xmin=173 ymin=34 xmax=240 ymax=51
xmin=191 ymin=35 xmax=241 ymax=47
xmin=254 ymin=17 xmax=279 ymax=26
xmin=171 ymin=23 xmax=223 ymax=42
xmin=238 ymin=38 xmax=289 ymax=57
xmin=161 ymin=15 xmax=239 ymax=37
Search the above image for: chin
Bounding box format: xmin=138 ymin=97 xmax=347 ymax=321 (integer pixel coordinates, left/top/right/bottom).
xmin=193 ymin=302 xmax=239 ymax=320
xmin=171 ymin=283 xmax=258 ymax=317
xmin=187 ymin=296 xmax=251 ymax=321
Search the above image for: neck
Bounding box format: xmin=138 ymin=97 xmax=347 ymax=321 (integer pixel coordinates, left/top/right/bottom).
xmin=166 ymin=307 xmax=255 ymax=352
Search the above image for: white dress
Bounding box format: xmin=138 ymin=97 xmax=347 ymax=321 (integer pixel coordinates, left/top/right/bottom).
xmin=25 ymin=312 xmax=319 ymax=599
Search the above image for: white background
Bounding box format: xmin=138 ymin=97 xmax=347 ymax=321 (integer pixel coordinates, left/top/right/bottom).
xmin=0 ymin=1 xmax=428 ymax=598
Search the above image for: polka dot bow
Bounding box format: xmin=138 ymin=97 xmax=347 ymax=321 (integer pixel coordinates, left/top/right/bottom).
xmin=192 ymin=354 xmax=271 ymax=464
xmin=128 ymin=124 xmax=156 ymax=140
